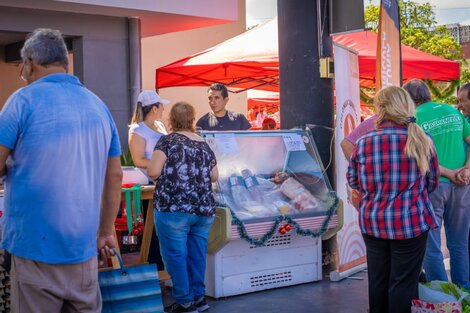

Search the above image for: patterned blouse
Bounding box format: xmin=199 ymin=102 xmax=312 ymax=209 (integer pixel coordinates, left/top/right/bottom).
xmin=153 ymin=133 xmax=217 ymax=216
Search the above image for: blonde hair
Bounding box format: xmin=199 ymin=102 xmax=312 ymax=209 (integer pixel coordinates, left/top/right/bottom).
xmin=374 ymin=86 xmax=433 ymax=174
xmin=169 ymin=102 xmax=196 ymax=132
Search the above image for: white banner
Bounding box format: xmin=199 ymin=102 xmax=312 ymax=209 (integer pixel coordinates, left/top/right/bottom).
xmin=330 ymin=43 xmax=366 ymax=281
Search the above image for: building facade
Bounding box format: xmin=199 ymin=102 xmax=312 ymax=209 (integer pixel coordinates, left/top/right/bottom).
xmin=0 ymin=0 xmax=243 ymax=145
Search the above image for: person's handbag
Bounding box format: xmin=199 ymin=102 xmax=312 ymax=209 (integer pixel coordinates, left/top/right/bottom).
xmin=99 ymin=251 xmax=163 ymax=313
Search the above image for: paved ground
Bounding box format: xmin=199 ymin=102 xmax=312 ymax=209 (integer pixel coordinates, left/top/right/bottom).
xmin=122 ymin=251 xmax=369 ymax=312
xmin=161 ymin=271 xmax=369 ymax=313
xmin=122 ymin=228 xmax=451 ymax=313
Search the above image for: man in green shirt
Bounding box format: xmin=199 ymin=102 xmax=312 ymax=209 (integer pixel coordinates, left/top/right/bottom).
xmin=457 ymin=83 xmax=470 ymax=122
xmin=404 ymin=79 xmax=470 ymax=291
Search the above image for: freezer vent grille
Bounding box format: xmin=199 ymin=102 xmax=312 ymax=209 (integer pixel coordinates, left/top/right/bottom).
xmin=250 ymin=234 xmax=292 ymax=248
xmin=250 ymin=271 xmax=292 ymax=287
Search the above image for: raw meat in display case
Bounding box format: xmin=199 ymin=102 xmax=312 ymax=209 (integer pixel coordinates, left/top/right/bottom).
xmin=201 ymin=129 xmax=342 ymax=298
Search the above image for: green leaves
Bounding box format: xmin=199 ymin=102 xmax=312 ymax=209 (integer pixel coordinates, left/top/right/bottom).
xmin=120 ymin=149 xmax=134 ymax=167
xmin=365 ymin=0 xmax=469 ymax=103
xmin=365 ymin=1 xmax=464 ymax=62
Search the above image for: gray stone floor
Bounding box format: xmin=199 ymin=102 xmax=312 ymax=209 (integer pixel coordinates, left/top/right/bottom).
xmin=122 ymin=251 xmax=369 ymax=312
xmin=124 ymin=227 xmax=453 ymax=313
xmin=123 ymin=228 xmax=453 ymax=313
xmin=161 ymin=271 xmax=369 ymax=313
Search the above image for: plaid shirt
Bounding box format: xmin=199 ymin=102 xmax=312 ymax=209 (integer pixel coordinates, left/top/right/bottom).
xmin=347 ymin=123 xmax=439 ymax=239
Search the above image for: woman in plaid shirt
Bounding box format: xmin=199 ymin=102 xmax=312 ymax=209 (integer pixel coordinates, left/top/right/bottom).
xmin=347 ymin=86 xmax=439 ymax=313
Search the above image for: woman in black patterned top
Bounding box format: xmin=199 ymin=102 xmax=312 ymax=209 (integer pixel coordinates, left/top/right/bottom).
xmin=148 ymin=101 xmax=218 ymax=313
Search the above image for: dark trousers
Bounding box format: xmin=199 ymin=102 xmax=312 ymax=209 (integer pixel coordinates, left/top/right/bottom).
xmin=363 ymin=231 xmax=428 ymax=313
xmin=143 ymin=200 xmax=165 ymax=271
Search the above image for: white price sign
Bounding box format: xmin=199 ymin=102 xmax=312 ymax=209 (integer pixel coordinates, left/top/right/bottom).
xmin=214 ymin=133 xmax=239 ymax=153
xmin=282 ymin=134 xmax=306 ymax=151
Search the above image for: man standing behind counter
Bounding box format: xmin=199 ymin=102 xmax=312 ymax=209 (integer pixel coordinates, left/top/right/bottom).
xmin=196 ymin=83 xmax=251 ymax=131
xmin=0 ymin=28 xmax=122 ymax=313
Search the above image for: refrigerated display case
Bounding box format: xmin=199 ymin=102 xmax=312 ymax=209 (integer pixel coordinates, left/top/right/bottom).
xmin=202 ymin=129 xmax=342 ymax=298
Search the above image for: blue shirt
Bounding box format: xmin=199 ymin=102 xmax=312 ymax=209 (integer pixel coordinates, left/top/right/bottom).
xmin=0 ymin=74 xmax=121 ymax=264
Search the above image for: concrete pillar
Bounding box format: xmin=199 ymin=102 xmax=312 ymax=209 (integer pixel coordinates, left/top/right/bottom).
xmin=128 ymin=17 xmax=142 ymax=112
xmin=277 ymin=0 xmax=334 ymax=184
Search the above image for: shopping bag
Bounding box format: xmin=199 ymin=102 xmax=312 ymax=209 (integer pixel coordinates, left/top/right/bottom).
xmin=99 ymin=251 xmax=163 ymax=313
xmin=419 ymin=281 xmax=468 ymax=304
xmin=412 ymin=281 xmax=469 ymax=313
xmin=411 ymin=299 xmax=462 ymax=313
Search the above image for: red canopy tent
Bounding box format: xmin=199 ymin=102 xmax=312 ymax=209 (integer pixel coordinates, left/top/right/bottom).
xmin=333 ymin=31 xmax=460 ymax=88
xmin=247 ymin=90 xmax=280 ymax=109
xmin=156 ymin=17 xmax=460 ymax=91
xmin=246 ymin=90 xmax=280 ymax=129
xmin=156 ymin=18 xmax=279 ymax=92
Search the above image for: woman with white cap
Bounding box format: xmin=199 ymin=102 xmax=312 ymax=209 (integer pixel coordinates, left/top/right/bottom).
xmin=129 ymin=90 xmax=170 ymax=170
xmin=128 ymin=90 xmax=169 ymax=272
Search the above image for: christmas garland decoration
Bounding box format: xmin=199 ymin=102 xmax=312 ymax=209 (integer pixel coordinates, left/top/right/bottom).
xmin=360 ymin=88 xmax=375 ymax=105
xmin=359 ymin=80 xmax=459 ymax=105
xmin=230 ymin=191 xmax=339 ymax=247
xmin=424 ymin=79 xmax=459 ymax=102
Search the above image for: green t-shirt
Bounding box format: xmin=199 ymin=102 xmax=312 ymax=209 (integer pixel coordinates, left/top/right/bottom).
xmin=416 ymin=102 xmax=470 ymax=182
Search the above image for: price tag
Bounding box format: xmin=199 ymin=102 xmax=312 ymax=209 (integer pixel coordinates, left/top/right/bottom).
xmin=215 ymin=133 xmax=239 ymax=153
xmin=282 ymin=134 xmax=306 ymax=151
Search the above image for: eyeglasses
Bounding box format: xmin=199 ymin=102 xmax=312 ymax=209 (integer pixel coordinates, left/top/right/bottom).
xmin=19 ymin=58 xmax=31 ymax=82
xmin=19 ymin=64 xmax=26 ymax=82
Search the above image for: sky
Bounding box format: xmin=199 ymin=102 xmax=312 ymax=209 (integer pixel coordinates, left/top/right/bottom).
xmin=246 ymin=0 xmax=470 ymax=28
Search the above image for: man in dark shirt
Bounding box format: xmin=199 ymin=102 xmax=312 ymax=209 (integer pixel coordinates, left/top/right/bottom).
xmin=196 ymin=83 xmax=251 ymax=131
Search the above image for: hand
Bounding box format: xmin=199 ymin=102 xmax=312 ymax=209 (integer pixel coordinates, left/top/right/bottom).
xmin=449 ymin=168 xmax=468 ymax=186
xmin=345 ymin=185 xmax=361 ymax=211
xmin=271 ymin=172 xmax=290 ymax=184
xmin=350 ymin=189 xmax=362 ymax=212
xmin=455 ymin=167 xmax=470 ymax=186
xmin=97 ymin=233 xmax=117 ymax=266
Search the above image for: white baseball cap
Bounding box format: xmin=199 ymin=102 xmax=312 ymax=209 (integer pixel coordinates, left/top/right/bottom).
xmin=137 ymin=90 xmax=170 ymax=107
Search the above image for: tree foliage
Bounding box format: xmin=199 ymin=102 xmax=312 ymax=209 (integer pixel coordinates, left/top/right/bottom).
xmin=365 ymin=0 xmax=469 ymax=103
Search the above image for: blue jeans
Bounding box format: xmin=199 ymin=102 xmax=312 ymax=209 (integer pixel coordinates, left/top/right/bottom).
xmin=154 ymin=211 xmax=214 ymax=304
xmin=424 ymin=182 xmax=470 ymax=290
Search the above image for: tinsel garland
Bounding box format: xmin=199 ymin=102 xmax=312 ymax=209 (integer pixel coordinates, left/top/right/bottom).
xmin=359 ymin=80 xmax=459 ymax=105
xmin=230 ymin=191 xmax=339 ymax=247
xmin=424 ymin=79 xmax=459 ymax=102
xmin=360 ymin=88 xmax=375 ymax=105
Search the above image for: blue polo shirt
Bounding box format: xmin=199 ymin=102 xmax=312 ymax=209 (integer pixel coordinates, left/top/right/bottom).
xmin=0 ymin=74 xmax=121 ymax=264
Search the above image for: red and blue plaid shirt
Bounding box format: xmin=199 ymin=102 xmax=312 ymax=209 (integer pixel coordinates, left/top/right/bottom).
xmin=347 ymin=122 xmax=439 ymax=239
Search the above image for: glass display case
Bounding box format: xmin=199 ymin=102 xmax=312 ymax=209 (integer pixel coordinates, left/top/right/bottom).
xmin=202 ymin=129 xmax=332 ymax=222
xmin=201 ymin=129 xmax=340 ymax=298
